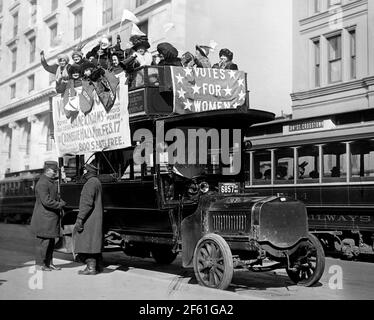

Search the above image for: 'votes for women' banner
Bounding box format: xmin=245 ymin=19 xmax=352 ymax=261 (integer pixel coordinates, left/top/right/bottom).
xmin=170 ymin=67 xmax=247 ymax=115
xmin=52 ymin=72 xmax=131 ymax=157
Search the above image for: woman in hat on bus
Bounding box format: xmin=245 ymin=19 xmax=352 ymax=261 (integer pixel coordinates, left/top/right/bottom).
xmin=40 ymin=50 xmax=71 ymax=93
xmin=212 ymin=48 xmax=238 ymax=70
xmin=194 ymin=45 xmax=212 ymax=68
xmin=86 ymin=36 xmax=113 ymax=70
xmin=157 ymin=42 xmax=182 ymax=67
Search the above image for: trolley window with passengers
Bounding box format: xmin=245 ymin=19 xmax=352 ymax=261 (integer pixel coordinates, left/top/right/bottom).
xmin=245 ymin=114 xmax=374 ymax=187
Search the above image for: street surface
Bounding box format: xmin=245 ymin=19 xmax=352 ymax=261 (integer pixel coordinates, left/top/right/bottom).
xmin=0 ymin=223 xmax=373 ymax=300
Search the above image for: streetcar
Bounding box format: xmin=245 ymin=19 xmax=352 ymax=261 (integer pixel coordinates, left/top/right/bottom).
xmin=0 ymin=169 xmax=42 ymax=224
xmin=245 ymin=109 xmax=374 ymax=259
xmin=57 ymin=65 xmax=325 ymax=290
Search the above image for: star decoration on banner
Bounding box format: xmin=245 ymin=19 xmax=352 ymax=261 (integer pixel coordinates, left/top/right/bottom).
xmin=238 ymin=78 xmax=245 ymax=87
xmin=176 ymin=74 xmax=184 ymax=84
xmin=228 ymin=70 xmax=236 ymax=79
xmin=184 ymin=99 xmax=193 ymax=110
xmin=223 ymin=85 xmax=232 ymax=96
xmin=184 ymin=68 xmax=193 ymax=77
xmin=178 ymin=88 xmax=186 ymax=99
xmin=239 ymin=90 xmax=246 ymax=101
xmin=192 ymin=84 xmax=201 ymax=94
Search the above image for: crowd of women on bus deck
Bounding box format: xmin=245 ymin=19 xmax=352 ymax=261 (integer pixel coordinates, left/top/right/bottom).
xmin=40 ymin=31 xmax=239 ymax=94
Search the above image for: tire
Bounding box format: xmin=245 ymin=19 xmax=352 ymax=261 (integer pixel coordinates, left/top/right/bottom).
xmin=193 ymin=234 xmax=233 ymax=290
xmin=287 ymin=234 xmax=325 ymax=287
xmin=151 ymin=246 xmax=178 ymax=265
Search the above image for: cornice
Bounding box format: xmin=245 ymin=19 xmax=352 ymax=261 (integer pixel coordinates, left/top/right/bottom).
xmin=291 ymin=79 xmax=369 ymax=101
xmin=24 ymin=26 xmax=36 ymax=39
xmin=133 ymin=0 xmax=171 ymax=17
xmin=43 ymin=11 xmax=58 ymax=26
xmin=0 ymin=88 xmax=55 ymax=119
xmin=299 ymin=0 xmax=367 ymax=26
xmin=6 ymin=37 xmax=19 ymax=49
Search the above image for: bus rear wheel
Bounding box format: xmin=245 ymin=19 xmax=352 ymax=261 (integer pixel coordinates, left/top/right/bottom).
xmin=286 ymin=234 xmax=325 ymax=287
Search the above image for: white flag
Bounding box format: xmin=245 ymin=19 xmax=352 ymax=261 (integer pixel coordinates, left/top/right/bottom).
xmin=163 ymin=22 xmax=175 ymax=34
xmin=121 ymin=9 xmax=139 ymax=23
xmin=131 ymin=23 xmax=146 ymax=36
xmin=209 ymin=40 xmax=218 ymax=52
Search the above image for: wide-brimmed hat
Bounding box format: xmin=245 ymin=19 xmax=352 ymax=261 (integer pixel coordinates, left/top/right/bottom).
xmin=85 ymin=162 xmax=98 ymax=173
xmin=72 ymin=50 xmax=84 ymax=59
xmin=69 ymin=63 xmax=82 ymax=76
xmin=57 ymin=54 xmax=70 ymax=63
xmin=157 ymin=42 xmax=179 ymax=60
xmin=130 ymin=35 xmax=150 ymax=51
xmin=196 ymin=45 xmax=212 ymax=58
xmin=44 ymin=161 xmax=58 ymax=171
xmin=219 ymin=48 xmax=234 ymax=61
xmin=80 ymin=61 xmax=97 ymax=73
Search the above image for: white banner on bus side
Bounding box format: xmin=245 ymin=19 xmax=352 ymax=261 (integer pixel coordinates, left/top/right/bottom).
xmin=52 ymin=72 xmax=131 ymax=157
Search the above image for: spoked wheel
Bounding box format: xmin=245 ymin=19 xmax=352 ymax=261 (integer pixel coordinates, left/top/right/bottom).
xmin=193 ymin=234 xmax=233 ymax=290
xmin=287 ymin=234 xmax=325 ymax=287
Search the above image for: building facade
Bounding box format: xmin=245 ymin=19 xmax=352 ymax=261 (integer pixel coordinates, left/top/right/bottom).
xmin=0 ymin=0 xmax=292 ymax=179
xmin=292 ymin=0 xmax=374 ymax=118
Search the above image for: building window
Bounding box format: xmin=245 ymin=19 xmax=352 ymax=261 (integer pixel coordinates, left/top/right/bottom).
xmin=314 ymin=0 xmax=321 ymax=13
xmin=51 ymin=0 xmax=58 ymax=12
xmin=313 ymin=39 xmax=320 ymax=87
xmin=10 ymin=84 xmax=16 ymax=99
xmin=13 ymin=12 xmax=19 ymax=38
xmin=136 ymin=0 xmax=150 ymax=7
xmin=74 ymin=9 xmax=83 ymax=40
xmin=30 ymin=0 xmax=37 ymax=25
xmin=328 ymin=34 xmax=342 ymax=83
xmin=25 ymin=122 xmax=31 ymax=156
xmin=29 ymin=37 xmax=36 ymax=63
xmin=7 ymin=130 xmax=12 ymax=160
xmin=102 ymin=0 xmax=113 ymax=25
xmin=46 ymin=127 xmax=53 ymax=151
xmin=349 ymin=29 xmax=356 ymax=79
xmin=11 ymin=48 xmax=17 ymax=72
xmin=329 ymin=0 xmax=341 ymax=6
xmin=50 ymin=24 xmax=58 ymax=46
xmin=28 ymin=74 xmax=35 ymax=92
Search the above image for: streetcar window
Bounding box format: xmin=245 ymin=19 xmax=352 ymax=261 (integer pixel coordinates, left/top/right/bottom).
xmin=275 ymin=148 xmax=294 ymax=184
xmin=323 ymin=142 xmax=347 ymax=182
xmin=148 ymin=68 xmax=160 ymax=86
xmin=62 ymin=157 xmax=78 ymax=182
xmin=253 ymin=150 xmax=271 ymax=185
xmin=298 ymin=145 xmax=319 ymax=183
xmin=351 ymin=140 xmax=374 ymax=182
xmin=129 ymin=69 xmax=145 ymax=90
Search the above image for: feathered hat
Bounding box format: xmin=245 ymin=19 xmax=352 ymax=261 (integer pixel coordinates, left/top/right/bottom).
xmin=196 ymin=45 xmax=212 ymax=58
xmin=219 ymin=48 xmax=234 ymax=61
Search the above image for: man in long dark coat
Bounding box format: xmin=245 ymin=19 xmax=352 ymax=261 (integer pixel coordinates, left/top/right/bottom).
xmin=74 ymin=163 xmax=104 ymax=275
xmin=30 ymin=161 xmax=66 ymax=271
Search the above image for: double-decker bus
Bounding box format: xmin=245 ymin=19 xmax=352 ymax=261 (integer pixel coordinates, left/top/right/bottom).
xmin=55 ymin=65 xmax=325 ymax=289
xmin=244 ymin=109 xmax=374 ymax=259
